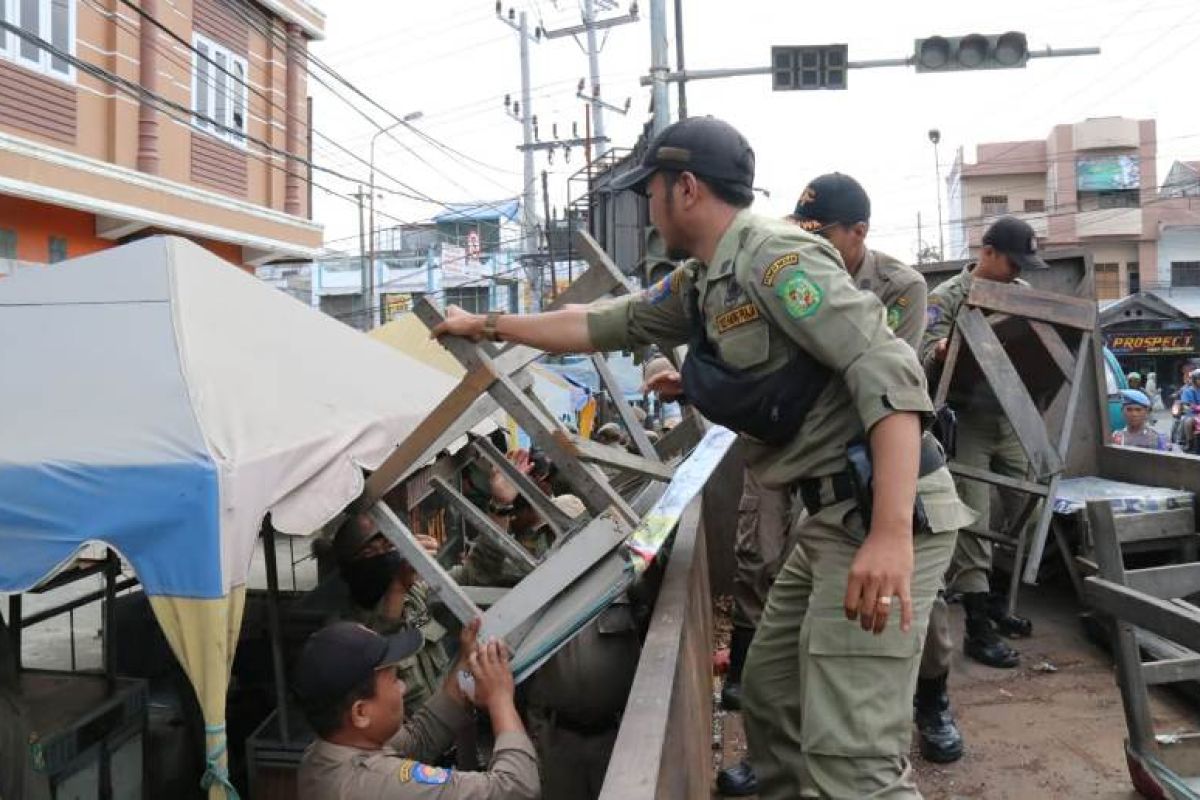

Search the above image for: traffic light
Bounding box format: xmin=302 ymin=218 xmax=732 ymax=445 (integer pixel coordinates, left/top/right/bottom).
xmin=771 ymin=45 xmax=848 ymax=91
xmin=914 ymin=32 xmax=1029 ymax=72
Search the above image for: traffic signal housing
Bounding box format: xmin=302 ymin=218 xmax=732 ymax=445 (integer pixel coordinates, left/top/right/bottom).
xmin=914 ymin=32 xmax=1029 ymax=73
xmin=772 ymin=45 xmax=849 ymax=90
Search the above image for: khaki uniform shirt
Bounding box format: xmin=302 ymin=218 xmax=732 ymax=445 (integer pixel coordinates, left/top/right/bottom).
xmin=587 ymin=209 xmax=933 ymax=487
xmin=348 ymin=583 xmax=451 ymax=712
xmin=298 ymin=689 xmax=540 ymax=800
xmin=853 ymin=249 xmax=927 ymax=353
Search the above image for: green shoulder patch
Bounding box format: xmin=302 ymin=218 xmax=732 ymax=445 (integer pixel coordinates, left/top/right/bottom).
xmin=761 ymin=253 xmax=800 ymax=287
xmin=886 ymin=304 xmax=902 ymax=331
xmin=776 ymin=271 xmax=823 ymax=320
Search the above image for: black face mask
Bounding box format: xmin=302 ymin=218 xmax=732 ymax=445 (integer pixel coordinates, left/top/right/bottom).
xmin=342 ymin=550 xmax=406 ymax=610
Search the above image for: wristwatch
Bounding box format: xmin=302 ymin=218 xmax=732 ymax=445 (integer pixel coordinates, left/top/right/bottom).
xmin=488 ymin=499 xmax=516 ymax=516
xmin=483 ymin=310 xmax=505 ymax=342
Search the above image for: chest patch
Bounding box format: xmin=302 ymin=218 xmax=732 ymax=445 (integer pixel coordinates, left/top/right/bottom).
xmin=715 ymin=303 xmax=760 ymax=333
xmin=761 ymin=253 xmax=800 ymax=287
xmin=776 ymin=271 xmax=823 ymax=320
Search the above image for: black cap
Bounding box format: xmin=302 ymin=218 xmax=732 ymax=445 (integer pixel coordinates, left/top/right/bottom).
xmin=293 ymin=622 xmax=423 ymax=708
xmin=791 ymin=173 xmax=871 ymax=231
xmin=982 ymin=216 xmax=1049 ymax=270
xmin=610 ymin=117 xmax=755 ymax=198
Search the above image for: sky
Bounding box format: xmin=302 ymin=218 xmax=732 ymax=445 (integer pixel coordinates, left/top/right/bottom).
xmin=308 ymin=0 xmax=1200 ymax=264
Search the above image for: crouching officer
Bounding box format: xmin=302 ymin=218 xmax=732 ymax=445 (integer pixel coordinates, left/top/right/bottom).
xmin=431 ymin=116 xmax=974 ymax=799
xmin=294 ymin=620 xmax=540 ymax=800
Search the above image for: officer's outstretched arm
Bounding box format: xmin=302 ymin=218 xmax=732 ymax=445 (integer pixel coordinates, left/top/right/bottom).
xmin=432 ymin=305 xmax=595 ymax=354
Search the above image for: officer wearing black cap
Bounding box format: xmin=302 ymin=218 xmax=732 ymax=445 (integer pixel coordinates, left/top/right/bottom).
xmin=294 ymin=621 xmax=539 ymax=800
xmin=432 ymin=115 xmax=974 ymax=799
xmin=921 ymin=215 xmax=1049 ymax=672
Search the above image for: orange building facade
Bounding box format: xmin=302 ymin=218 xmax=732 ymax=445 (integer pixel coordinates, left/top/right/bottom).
xmin=0 ymin=0 xmax=324 ymax=271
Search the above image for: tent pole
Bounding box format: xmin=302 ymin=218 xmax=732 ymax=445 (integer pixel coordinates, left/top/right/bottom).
xmin=103 ymin=549 xmax=118 ymax=687
xmin=262 ymin=523 xmax=291 ymax=745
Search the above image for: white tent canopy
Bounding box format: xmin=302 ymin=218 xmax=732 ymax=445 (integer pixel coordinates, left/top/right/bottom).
xmin=0 ymin=236 xmax=471 ymax=797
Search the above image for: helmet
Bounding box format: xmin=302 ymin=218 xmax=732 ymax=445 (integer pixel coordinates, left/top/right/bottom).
xmin=1191 ymin=369 xmax=1200 ymax=381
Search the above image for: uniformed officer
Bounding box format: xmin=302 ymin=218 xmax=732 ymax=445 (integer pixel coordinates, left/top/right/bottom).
xmin=431 ymin=116 xmax=974 ymax=799
xmin=294 ymin=620 xmax=540 ymax=800
xmin=334 ymin=514 xmax=452 ymax=712
xmin=921 ymin=215 xmax=1049 ymax=670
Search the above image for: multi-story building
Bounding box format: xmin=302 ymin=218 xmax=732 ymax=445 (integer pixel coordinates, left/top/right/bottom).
xmin=947 ymin=116 xmax=1200 ymax=301
xmin=311 ymin=201 xmax=526 ymax=330
xmin=0 ymin=0 xmax=324 ymax=271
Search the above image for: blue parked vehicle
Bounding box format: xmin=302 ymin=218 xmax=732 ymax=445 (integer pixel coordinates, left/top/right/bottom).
xmin=1102 ymin=347 xmax=1130 ymax=433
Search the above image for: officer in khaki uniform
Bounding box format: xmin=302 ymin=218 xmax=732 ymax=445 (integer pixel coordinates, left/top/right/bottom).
xmin=294 ymin=621 xmax=540 ymax=800
xmin=920 ymin=215 xmax=1049 ymax=670
xmin=432 ymin=116 xmax=975 ymax=800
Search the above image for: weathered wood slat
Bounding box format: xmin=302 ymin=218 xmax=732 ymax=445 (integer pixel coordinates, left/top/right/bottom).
xmin=1029 ymin=320 xmax=1076 ymax=381
xmin=948 ymin=463 xmax=1049 ymax=496
xmin=1114 ymin=508 xmax=1195 ymax=544
xmin=1125 ymin=562 xmax=1200 ymax=600
xmin=1141 ymin=657 xmax=1200 ymax=686
xmin=956 ymin=308 xmax=1062 ymax=478
xmin=472 ymin=435 xmax=575 ymax=537
xmin=592 ymin=353 xmax=659 ymax=460
xmin=561 ymin=433 xmax=676 ymax=481
xmin=429 ymin=476 xmax=538 ymax=573
xmin=967 ymin=278 xmax=1098 ymax=330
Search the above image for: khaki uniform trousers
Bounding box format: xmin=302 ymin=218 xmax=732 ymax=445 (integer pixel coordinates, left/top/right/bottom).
xmin=947 ymin=412 xmax=1035 ymax=596
xmin=741 ymin=477 xmax=958 ymax=799
xmin=733 ymin=468 xmax=795 ymax=630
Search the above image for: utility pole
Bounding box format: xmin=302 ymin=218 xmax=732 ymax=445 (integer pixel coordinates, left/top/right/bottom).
xmin=542 ymin=170 xmax=557 ymax=299
xmin=929 ymin=128 xmax=945 ymax=261
xmin=499 ymin=7 xmax=543 ymax=309
xmin=542 ymin=2 xmax=636 ymax=159
xmin=352 ymin=185 xmax=370 ymax=329
xmin=649 ymin=0 xmax=671 ymax=133
xmin=673 ymin=0 xmax=687 ymax=119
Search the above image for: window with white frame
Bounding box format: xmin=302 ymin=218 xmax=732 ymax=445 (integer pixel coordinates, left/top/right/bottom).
xmin=192 ymin=33 xmax=247 ymax=147
xmin=0 ymin=0 xmax=75 ymax=79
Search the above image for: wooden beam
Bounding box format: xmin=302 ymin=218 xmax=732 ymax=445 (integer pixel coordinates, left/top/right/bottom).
xmin=1112 ymin=509 xmax=1195 ymax=545
xmin=655 ymin=414 xmax=704 ymax=460
xmin=481 ymin=511 xmax=630 ymax=641
xmin=472 ymin=435 xmax=576 ymax=537
xmin=370 ymin=503 xmax=482 ymax=626
xmin=1029 ymin=320 xmax=1077 ymax=381
xmin=1141 ymin=657 xmax=1200 ymax=686
xmin=1126 ymin=562 xmax=1200 ymax=600
xmin=552 ymin=229 xmax=633 ymax=310
xmin=956 ymin=308 xmax=1063 ymax=478
xmin=967 ymin=278 xmax=1097 ymax=330
xmin=1086 ymin=577 xmax=1200 ymax=658
xmin=558 ymin=432 xmax=676 ymax=481
xmin=359 ymin=367 xmax=498 ymax=508
xmin=591 ymin=353 xmax=660 ymax=461
xmin=429 ymin=476 xmax=539 ymax=573
xmin=933 ymin=327 xmax=963 ymax=409
xmin=948 ymin=463 xmax=1050 ymax=496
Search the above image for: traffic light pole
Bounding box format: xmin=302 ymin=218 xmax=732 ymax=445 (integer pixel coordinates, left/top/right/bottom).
xmin=639 ymin=45 xmax=1099 ymax=86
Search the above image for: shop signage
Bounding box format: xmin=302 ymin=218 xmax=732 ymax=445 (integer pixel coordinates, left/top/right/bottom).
xmin=1105 ymin=331 xmax=1196 ymax=355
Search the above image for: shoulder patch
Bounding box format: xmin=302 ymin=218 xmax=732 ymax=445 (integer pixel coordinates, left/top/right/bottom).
xmin=886 ymin=304 xmax=903 ymax=331
xmin=715 ymin=303 xmax=760 ymax=333
xmin=646 ymin=275 xmax=673 ymax=306
xmin=761 ymin=253 xmax=800 ymax=287
xmin=396 ymin=760 xmax=450 ymax=785
xmin=926 ymin=304 xmax=943 ymax=327
xmin=895 ymin=296 xmax=909 ymax=308
xmin=776 ymin=271 xmax=823 ymax=320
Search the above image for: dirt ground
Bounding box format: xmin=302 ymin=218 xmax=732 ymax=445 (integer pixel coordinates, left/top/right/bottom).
xmin=713 ymin=582 xmax=1199 ymax=799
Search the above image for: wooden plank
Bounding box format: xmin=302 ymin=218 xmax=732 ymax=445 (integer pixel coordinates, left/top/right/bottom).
xmin=1126 ymin=563 xmax=1200 ymax=600
xmin=1141 ymin=657 xmax=1200 ymax=686
xmin=461 ymin=586 xmax=509 ymax=608
xmin=1086 ymin=499 xmax=1159 ymax=753
xmin=480 ymin=511 xmax=630 ymax=641
xmin=358 ymin=367 xmax=496 ymax=507
xmin=956 ymin=308 xmax=1063 ymax=478
xmin=561 ymin=433 xmax=676 ymax=481
xmin=599 ymin=499 xmax=710 ymax=800
xmin=551 ymin=230 xmax=633 ymax=310
xmin=949 ymin=462 xmax=1050 ymax=496
xmin=967 ymin=278 xmax=1098 ymax=330
xmin=1007 ymin=486 xmax=1046 ymax=602
xmin=370 ymin=503 xmax=482 ymax=626
xmin=655 ymin=414 xmax=704 ymax=460
xmin=429 ymin=476 xmax=538 ymax=573
xmin=1085 ymin=577 xmax=1200 ymax=660
xmin=1114 ymin=509 xmax=1194 ymax=545
xmin=592 ymin=353 xmax=660 ymax=461
xmin=932 ymin=327 xmax=963 ymax=409
xmin=1029 ymin=321 xmax=1077 ymax=381
xmin=472 ymin=435 xmax=575 ymax=537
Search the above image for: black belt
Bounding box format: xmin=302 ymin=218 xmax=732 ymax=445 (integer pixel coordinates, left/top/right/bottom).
xmin=795 ymin=433 xmax=945 ymax=517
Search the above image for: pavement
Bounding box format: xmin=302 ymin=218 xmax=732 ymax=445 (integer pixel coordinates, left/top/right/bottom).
xmin=714 ymin=580 xmax=1196 ymax=800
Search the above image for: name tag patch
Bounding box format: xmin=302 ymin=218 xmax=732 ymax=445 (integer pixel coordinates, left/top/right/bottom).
xmin=715 ymin=303 xmax=760 ymax=333
xmin=761 ymin=253 xmax=800 ymax=287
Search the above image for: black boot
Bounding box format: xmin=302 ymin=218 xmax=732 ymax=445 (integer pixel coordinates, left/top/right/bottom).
xmin=716 ymin=760 xmax=759 ymax=797
xmin=914 ymin=673 xmax=964 ymax=763
xmin=721 ymin=626 xmax=754 ymax=711
xmin=987 ymin=591 xmax=1033 ymax=638
xmin=963 ymin=592 xmax=1020 ymax=668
